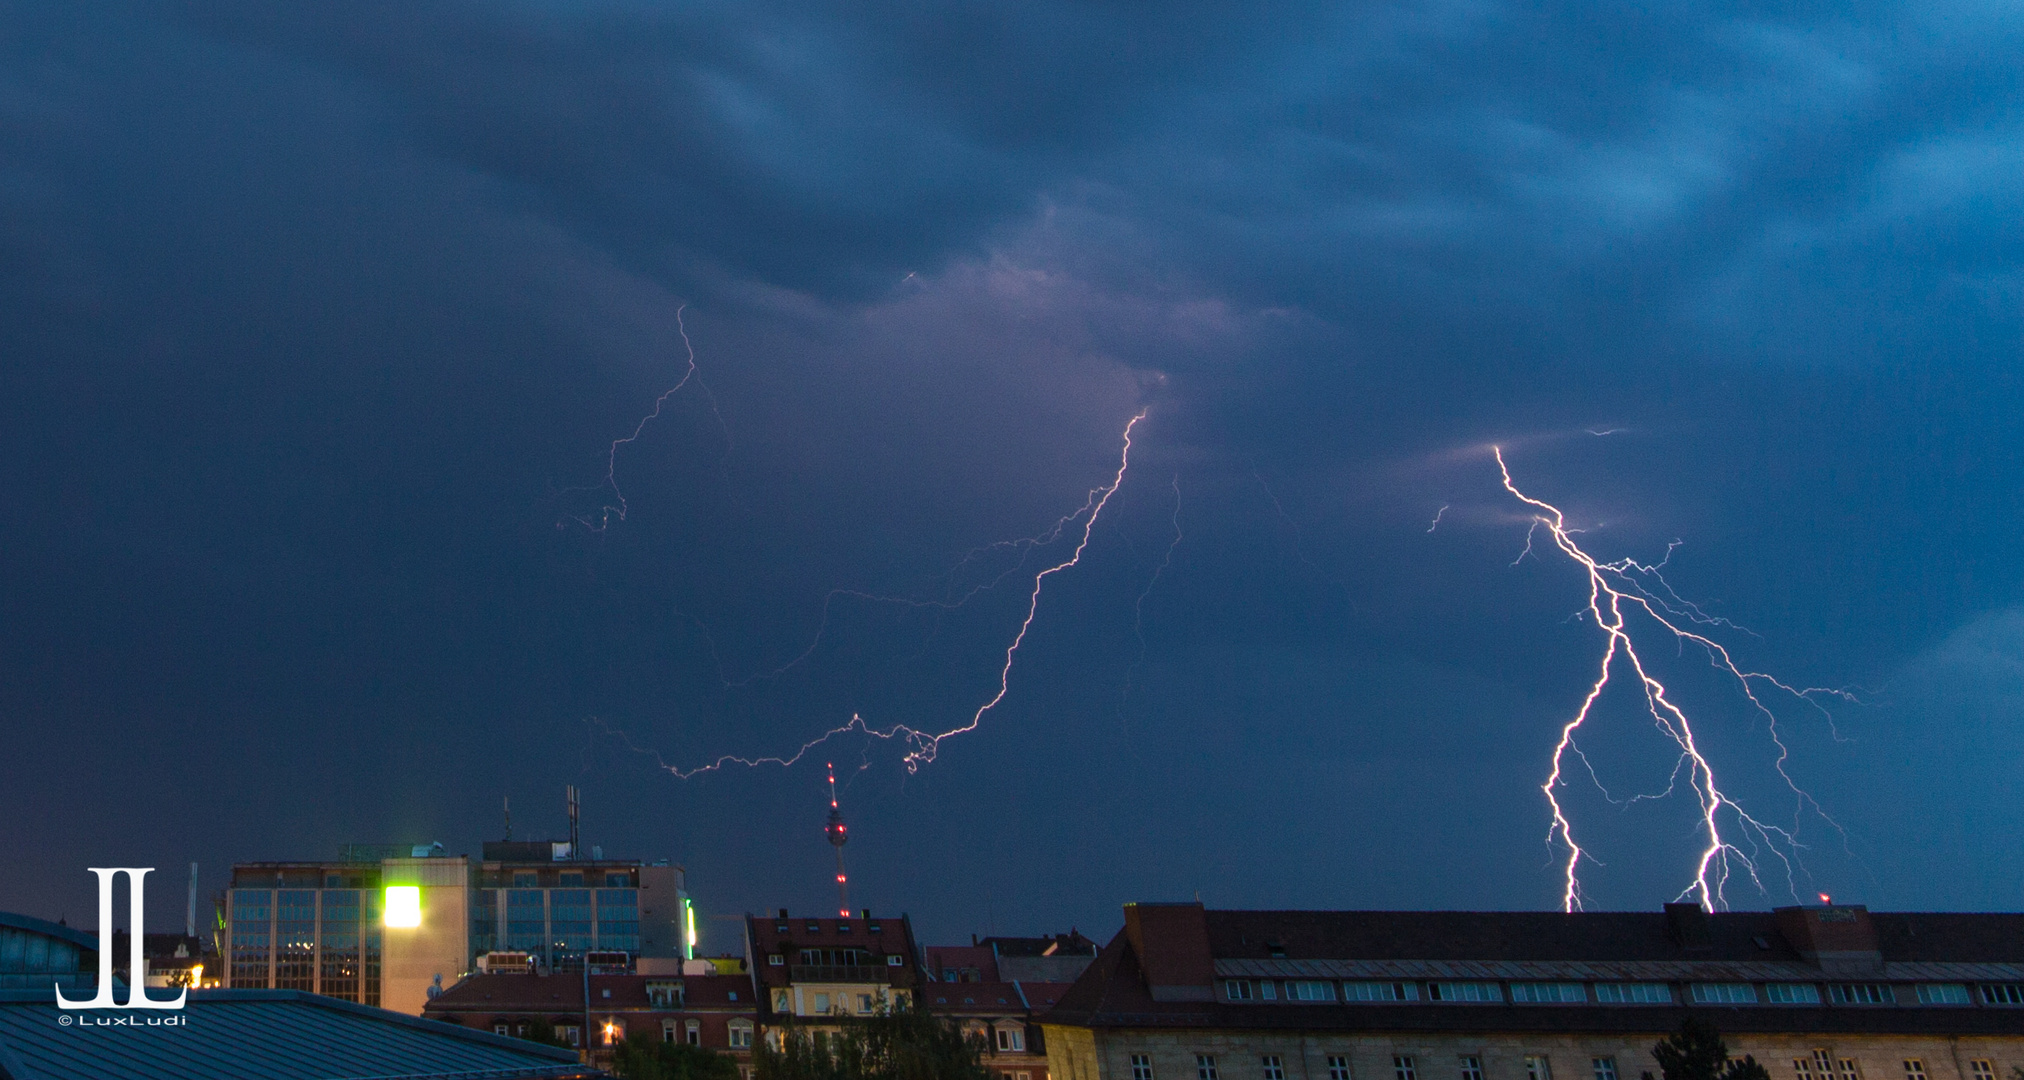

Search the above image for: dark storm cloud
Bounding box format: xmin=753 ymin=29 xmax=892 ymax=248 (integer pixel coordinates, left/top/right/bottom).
xmin=3 ymin=0 xmax=2022 ymax=936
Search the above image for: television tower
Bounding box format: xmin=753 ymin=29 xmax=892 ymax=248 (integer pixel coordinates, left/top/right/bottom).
xmin=824 ymin=763 xmax=850 ymax=917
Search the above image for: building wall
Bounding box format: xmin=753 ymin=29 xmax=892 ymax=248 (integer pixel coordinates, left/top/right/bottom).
xmin=381 ymin=857 xmax=470 ymax=1015
xmin=1046 ymin=1026 xmax=2024 ymax=1080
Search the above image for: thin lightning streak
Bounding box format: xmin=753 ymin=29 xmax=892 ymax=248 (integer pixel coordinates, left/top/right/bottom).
xmin=571 ymin=304 xmax=730 ymax=532
xmin=1495 ymin=447 xmax=1845 ymax=911
xmin=1427 ymin=505 xmax=1448 ymax=533
xmin=1119 ymin=475 xmax=1184 ymax=720
xmin=619 ymin=410 xmax=1149 ymax=778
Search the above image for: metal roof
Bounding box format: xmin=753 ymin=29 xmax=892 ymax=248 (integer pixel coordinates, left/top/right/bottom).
xmin=0 ymin=915 xmax=96 ymax=958
xmin=1215 ymin=958 xmax=2024 ymax=982
xmin=0 ymin=989 xmax=595 ymax=1080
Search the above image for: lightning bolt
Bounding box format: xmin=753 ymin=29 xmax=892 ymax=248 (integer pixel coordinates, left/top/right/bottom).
xmin=606 ymin=410 xmax=1149 ymax=778
xmin=1495 ymin=447 xmax=1845 ymax=911
xmin=569 ymin=304 xmax=729 ymax=532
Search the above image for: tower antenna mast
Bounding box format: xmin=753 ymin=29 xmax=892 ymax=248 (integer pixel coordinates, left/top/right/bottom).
xmin=824 ymin=763 xmax=850 ymax=917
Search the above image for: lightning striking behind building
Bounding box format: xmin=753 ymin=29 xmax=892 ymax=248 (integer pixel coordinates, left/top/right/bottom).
xmin=1494 ymin=447 xmax=1848 ymax=912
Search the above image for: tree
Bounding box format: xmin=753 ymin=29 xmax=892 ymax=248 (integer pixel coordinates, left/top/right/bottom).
xmin=1653 ymin=1018 xmax=1771 ymax=1080
xmin=613 ymin=1035 xmax=744 ymax=1080
xmin=521 ymin=1017 xmax=573 ymax=1049
xmin=755 ymin=1005 xmax=990 ymax=1080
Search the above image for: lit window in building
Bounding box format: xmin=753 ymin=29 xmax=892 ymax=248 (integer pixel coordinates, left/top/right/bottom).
xmin=1199 ymin=1055 xmax=1220 ymax=1080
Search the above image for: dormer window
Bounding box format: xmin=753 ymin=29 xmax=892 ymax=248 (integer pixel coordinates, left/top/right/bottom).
xmin=837 ymin=921 xmax=851 ymax=933
xmin=807 ymin=922 xmax=822 ymax=934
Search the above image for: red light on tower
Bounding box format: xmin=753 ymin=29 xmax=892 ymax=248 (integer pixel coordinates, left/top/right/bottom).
xmin=825 ymin=763 xmax=850 ymax=918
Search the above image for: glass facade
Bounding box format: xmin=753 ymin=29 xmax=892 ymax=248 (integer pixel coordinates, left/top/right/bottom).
xmin=471 ymin=889 xmax=498 ymax=954
xmin=230 ymin=889 xmax=273 ymax=989
xmin=597 ymin=889 xmax=640 ymax=953
xmin=274 ymin=890 xmax=317 ymax=991
xmin=551 ymin=889 xmax=594 ymax=966
xmin=319 ymin=890 xmax=360 ymax=1002
xmin=506 ymin=890 xmax=547 ymax=954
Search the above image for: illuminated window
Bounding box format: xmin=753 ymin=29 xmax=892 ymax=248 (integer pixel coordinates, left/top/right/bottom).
xmin=1199 ymin=1055 xmax=1220 ymax=1080
xmin=1328 ymin=1056 xmax=1351 ymax=1080
xmin=1915 ymin=984 xmax=1970 ymax=1005
xmin=1461 ymin=1057 xmax=1485 ymax=1080
xmin=1593 ymin=1059 xmax=1618 ymax=1080
xmin=1132 ymin=1055 xmax=1155 ymax=1080
xmin=1902 ymin=1062 xmax=1926 ymax=1080
xmin=1767 ymin=984 xmax=1821 ymax=1004
xmin=1264 ymin=1056 xmax=1285 ymax=1080
xmin=562 ymin=1025 xmax=581 ymax=1048
xmin=1396 ymin=1056 xmax=1418 ymax=1080
xmin=1594 ymin=983 xmax=1669 ymax=1004
xmin=1226 ymin=980 xmax=1253 ymax=1001
xmin=1526 ymin=1057 xmax=1553 ymax=1080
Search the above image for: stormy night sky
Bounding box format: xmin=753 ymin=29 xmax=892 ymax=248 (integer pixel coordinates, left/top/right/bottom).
xmin=4 ymin=0 xmax=2023 ymax=947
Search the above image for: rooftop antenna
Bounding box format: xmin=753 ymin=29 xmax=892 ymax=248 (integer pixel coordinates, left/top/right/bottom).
xmin=566 ymin=785 xmax=580 ymax=860
xmin=186 ymin=863 xmax=197 ymax=939
xmin=824 ymin=763 xmax=849 ymax=917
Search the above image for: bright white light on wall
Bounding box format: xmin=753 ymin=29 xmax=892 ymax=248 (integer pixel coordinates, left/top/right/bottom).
xmin=384 ymin=885 xmax=422 ymax=928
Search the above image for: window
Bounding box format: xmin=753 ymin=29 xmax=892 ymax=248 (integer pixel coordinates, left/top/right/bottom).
xmin=1815 ymin=1051 xmax=1834 ymax=1078
xmin=1345 ymin=982 xmax=1416 ymax=1001
xmin=1830 ymin=984 xmax=1890 ymax=1005
xmin=1462 ymin=1057 xmax=1485 ymax=1080
xmin=1264 ymin=1056 xmax=1286 ymax=1080
xmin=1690 ymin=983 xmax=1756 ymax=1004
xmin=559 ymin=872 xmax=584 ymax=887
xmin=1199 ymin=1055 xmax=1221 ymax=1080
xmin=1915 ymin=984 xmax=1970 ymax=1004
xmin=730 ymin=1023 xmax=753 ymax=1049
xmin=1227 ymin=980 xmax=1253 ymax=1001
xmin=1593 ymin=1059 xmax=1619 ymax=1080
xmin=1902 ymin=1062 xmax=1926 ymax=1080
xmin=1766 ymin=984 xmax=1822 ymax=1004
xmin=1980 ymin=984 xmax=2024 ymax=1005
xmin=1133 ymin=1055 xmax=1156 ymax=1080
xmin=512 ymin=872 xmax=538 ymax=887
xmin=770 ymin=953 xmax=784 ymax=965
xmin=563 ymin=1025 xmax=582 ymax=1048
xmin=1427 ymin=982 xmax=1501 ymax=1003
xmin=495 ymin=1023 xmax=509 ymax=1036
xmin=998 ymin=1028 xmax=1026 ymax=1052
xmin=1329 ymin=1056 xmax=1352 ymax=1080
xmin=859 ymin=994 xmax=875 ymax=1013
xmin=814 ymin=993 xmax=831 ymax=1013
xmin=1287 ymin=980 xmax=1336 ymax=1001
xmin=1594 ymin=984 xmax=1670 ymax=1004
xmin=1838 ymin=1060 xmax=1860 ymax=1080
xmin=1259 ymin=981 xmax=1277 ymax=1000
xmin=807 ymin=922 xmax=822 ymax=933
xmin=1510 ymin=982 xmax=1585 ymax=1003
xmin=1795 ymin=1058 xmax=1814 ymax=1080
xmin=664 ymin=1020 xmax=678 ymax=1043
xmin=837 ymin=922 xmax=851 ymax=934
xmin=1397 ymin=1056 xmax=1419 ymax=1080
xmin=1526 ymin=1057 xmax=1553 ymax=1080
xmin=774 ymin=990 xmax=790 ymax=1011
xmin=888 ymin=954 xmax=905 ymax=966
xmin=869 ymin=923 xmax=882 ymax=933
xmin=687 ymin=1020 xmax=701 ymax=1046
xmin=1969 ymin=1064 xmax=1994 ymax=1080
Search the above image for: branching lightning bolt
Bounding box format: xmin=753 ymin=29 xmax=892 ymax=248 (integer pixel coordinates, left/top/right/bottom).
xmin=614 ymin=410 xmax=1149 ymax=778
xmin=1495 ymin=447 xmax=1847 ymax=912
xmin=570 ymin=304 xmax=729 ymax=532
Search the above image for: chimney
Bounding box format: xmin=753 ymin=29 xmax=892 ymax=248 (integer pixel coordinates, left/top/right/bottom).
xmin=779 ymin=908 xmax=789 ymax=919
xmin=1775 ymin=905 xmax=1881 ymax=974
xmin=1664 ymin=902 xmax=1713 ymax=954
xmin=1123 ymin=902 xmax=1215 ymax=1002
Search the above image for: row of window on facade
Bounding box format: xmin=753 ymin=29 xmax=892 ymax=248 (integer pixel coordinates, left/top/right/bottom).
xmin=489 ymin=1016 xmax=756 ymax=1049
xmin=772 ymin=988 xmax=911 ymax=1014
xmin=470 ymin=888 xmax=641 ymax=957
xmin=226 ymin=890 xmax=379 ymax=1002
xmin=767 ymin=948 xmax=908 ymax=967
xmin=1129 ymin=1053 xmax=2009 ymax=1080
xmin=1223 ymin=979 xmax=2024 ymax=1007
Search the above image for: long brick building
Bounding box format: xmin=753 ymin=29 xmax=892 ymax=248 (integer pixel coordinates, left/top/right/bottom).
xmin=1040 ymin=903 xmax=2024 ymax=1080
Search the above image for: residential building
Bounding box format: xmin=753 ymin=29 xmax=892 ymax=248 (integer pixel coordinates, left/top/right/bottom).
xmin=918 ymin=932 xmax=1097 ymax=1080
xmin=1041 ymin=902 xmax=2024 ymax=1080
xmin=747 ymin=910 xmax=920 ymax=1042
xmin=423 ymin=970 xmax=758 ymax=1072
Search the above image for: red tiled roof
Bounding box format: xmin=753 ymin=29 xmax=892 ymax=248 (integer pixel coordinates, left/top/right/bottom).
xmin=427 ymin=973 xmax=759 ymax=1015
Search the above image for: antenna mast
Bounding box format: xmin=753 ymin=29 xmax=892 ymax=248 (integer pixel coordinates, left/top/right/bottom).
xmin=824 ymin=764 xmax=850 ymax=917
